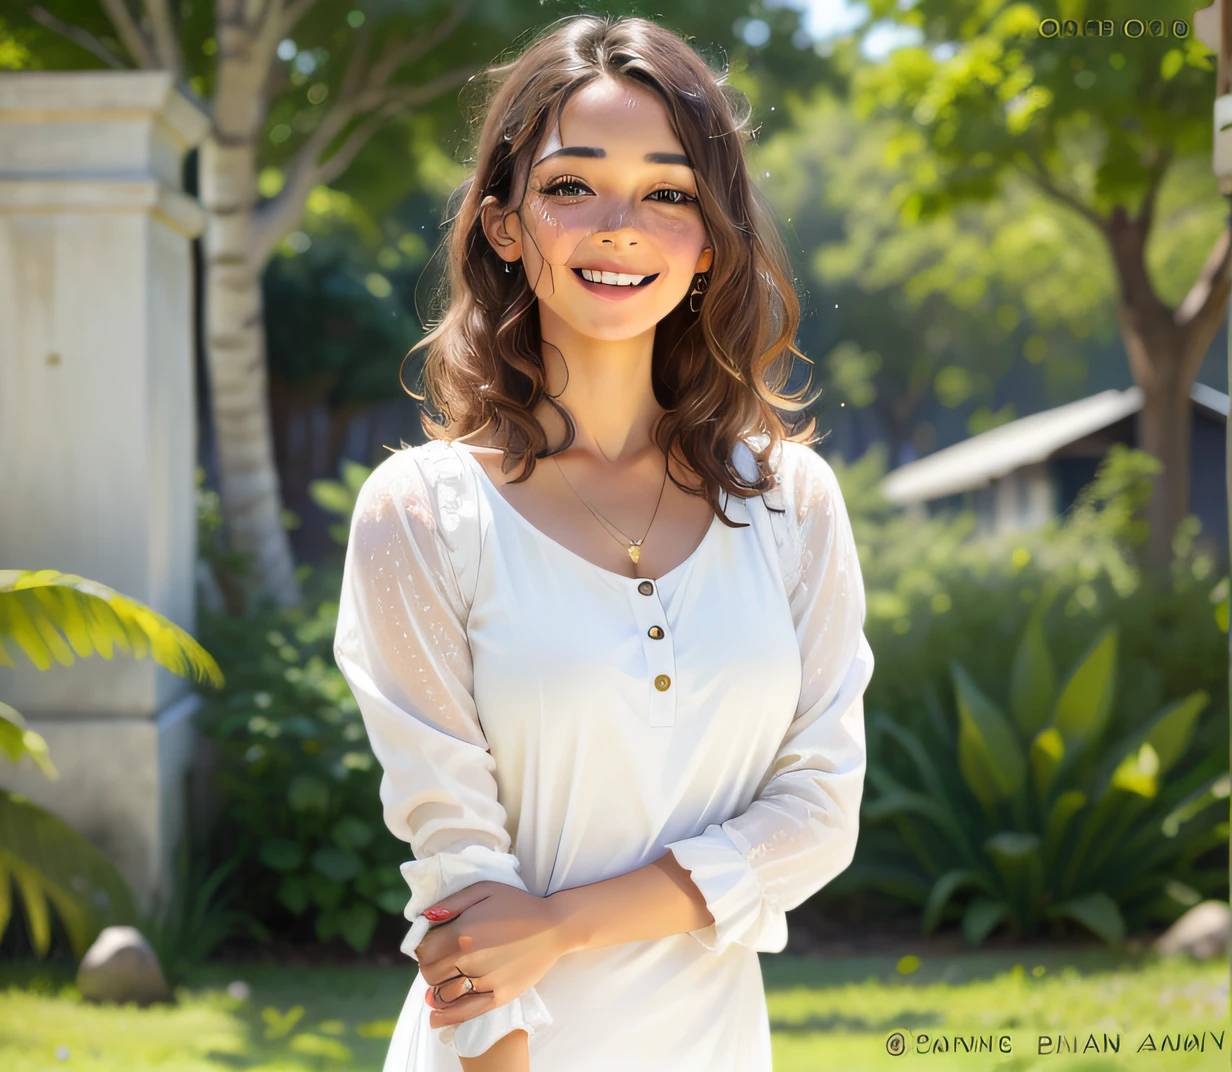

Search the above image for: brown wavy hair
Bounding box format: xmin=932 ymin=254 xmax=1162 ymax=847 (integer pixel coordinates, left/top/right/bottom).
xmin=406 ymin=13 xmax=821 ymax=524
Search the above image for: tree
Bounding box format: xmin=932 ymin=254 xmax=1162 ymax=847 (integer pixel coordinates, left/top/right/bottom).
xmin=848 ymin=0 xmax=1229 ymax=567
xmin=755 ymin=83 xmax=1221 ymax=466
xmin=5 ymin=0 xmax=833 ymax=605
xmin=755 ymin=87 xmax=1117 ymax=462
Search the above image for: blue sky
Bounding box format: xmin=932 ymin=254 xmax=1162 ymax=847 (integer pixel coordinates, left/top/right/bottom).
xmin=785 ymin=0 xmax=926 ymax=59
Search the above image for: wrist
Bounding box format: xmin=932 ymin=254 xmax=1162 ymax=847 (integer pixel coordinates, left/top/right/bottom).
xmin=545 ymin=887 xmax=592 ymax=956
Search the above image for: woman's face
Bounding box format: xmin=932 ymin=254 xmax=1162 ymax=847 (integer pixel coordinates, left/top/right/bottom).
xmin=483 ymin=75 xmax=714 ymax=342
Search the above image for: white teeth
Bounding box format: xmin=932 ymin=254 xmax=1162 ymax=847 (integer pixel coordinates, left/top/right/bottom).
xmin=580 ymin=268 xmax=646 ymax=286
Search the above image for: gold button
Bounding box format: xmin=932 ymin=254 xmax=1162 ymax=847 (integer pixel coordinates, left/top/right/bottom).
xmin=648 ymin=625 xmax=665 ymax=640
xmin=654 ymin=674 xmax=671 ymax=691
xmin=637 ymin=580 xmax=654 ymax=596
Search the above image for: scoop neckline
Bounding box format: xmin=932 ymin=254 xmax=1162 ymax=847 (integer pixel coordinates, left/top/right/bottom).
xmin=450 ymin=440 xmax=721 ymax=587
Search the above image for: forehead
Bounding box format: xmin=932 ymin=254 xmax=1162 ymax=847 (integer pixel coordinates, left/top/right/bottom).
xmin=534 ymin=76 xmax=685 ymax=164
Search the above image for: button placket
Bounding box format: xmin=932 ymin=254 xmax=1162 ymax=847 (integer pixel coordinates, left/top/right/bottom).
xmin=629 ymin=578 xmax=676 ymax=727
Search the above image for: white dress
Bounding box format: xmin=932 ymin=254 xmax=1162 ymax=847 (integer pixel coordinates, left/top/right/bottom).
xmin=332 ymin=435 xmax=874 ymax=1071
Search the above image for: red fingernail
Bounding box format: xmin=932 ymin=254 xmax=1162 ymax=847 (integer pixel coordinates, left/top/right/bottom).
xmin=424 ymin=907 xmax=452 ymax=921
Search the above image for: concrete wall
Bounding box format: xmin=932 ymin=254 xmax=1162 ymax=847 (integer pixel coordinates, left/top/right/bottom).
xmin=0 ymin=72 xmax=209 ymax=912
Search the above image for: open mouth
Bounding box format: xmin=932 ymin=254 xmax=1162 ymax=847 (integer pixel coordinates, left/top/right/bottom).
xmin=571 ymin=268 xmax=660 ymax=288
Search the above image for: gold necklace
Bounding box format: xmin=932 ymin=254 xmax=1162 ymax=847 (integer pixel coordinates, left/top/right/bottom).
xmin=552 ymin=453 xmax=669 ymax=565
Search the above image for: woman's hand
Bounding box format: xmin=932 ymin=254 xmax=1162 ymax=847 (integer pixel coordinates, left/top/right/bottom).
xmin=416 ymin=881 xmax=568 ymax=1029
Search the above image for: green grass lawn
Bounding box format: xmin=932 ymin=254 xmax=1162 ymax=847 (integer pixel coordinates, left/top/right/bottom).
xmin=0 ymin=948 xmax=1226 ymax=1071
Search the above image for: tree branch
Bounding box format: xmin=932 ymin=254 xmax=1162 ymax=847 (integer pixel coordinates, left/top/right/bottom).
xmin=99 ymin=0 xmax=157 ymax=68
xmin=279 ymin=0 xmax=324 ymax=36
xmin=246 ymin=2 xmax=475 ymax=268
xmin=381 ymin=65 xmax=475 ymax=110
xmin=28 ymin=5 xmax=129 ymax=69
xmin=1134 ymin=148 xmax=1174 ymax=235
xmin=313 ymin=103 xmax=406 ymax=187
xmin=365 ymin=0 xmax=474 ymax=90
xmin=1013 ymin=148 xmax=1106 ymax=231
xmin=1176 ymin=222 xmax=1232 ymax=382
xmin=143 ymin=0 xmax=184 ymax=77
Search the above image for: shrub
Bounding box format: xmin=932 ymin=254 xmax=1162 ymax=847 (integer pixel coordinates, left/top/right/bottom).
xmin=845 ymin=613 xmax=1227 ymax=945
xmin=195 ymin=564 xmax=409 ymax=953
xmin=823 ymin=445 xmax=1229 ymax=941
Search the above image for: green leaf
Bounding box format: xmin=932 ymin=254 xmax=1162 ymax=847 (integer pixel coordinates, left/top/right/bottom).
xmin=922 ymin=869 xmax=992 ymax=933
xmin=376 ymin=888 xmax=408 ymax=914
xmin=1029 ymin=726 xmax=1065 ymax=801
xmin=952 ymin=663 xmax=1026 ymax=805
xmin=1009 ymin=615 xmax=1054 ymax=737
xmin=1051 ymin=627 xmax=1117 ymax=749
xmin=341 ymin=460 xmax=373 ymax=498
xmin=0 ymin=570 xmax=223 ymax=688
xmin=962 ymin=897 xmax=1008 ymax=946
xmin=287 ymin=775 xmax=329 ymax=813
xmin=0 ymin=790 xmax=137 ymax=958
xmin=331 ymin=816 xmax=374 ymax=851
xmin=307 ymin=873 xmax=345 ymax=911
xmin=1109 ymin=742 xmax=1160 ymax=798
xmin=277 ymin=875 xmax=310 ymax=916
xmin=1047 ymin=892 xmax=1125 ymax=945
xmin=0 ymin=703 xmax=57 ymax=779
xmin=1042 ymin=790 xmax=1086 ymax=864
xmin=337 ymin=901 xmax=379 ymax=952
xmin=983 ymin=831 xmax=1041 ymax=891
xmin=311 ymin=846 xmax=361 ymax=884
xmin=1143 ymin=691 xmax=1208 ymax=776
xmin=308 ymin=480 xmax=355 ymax=518
xmin=259 ymin=839 xmax=305 ymax=873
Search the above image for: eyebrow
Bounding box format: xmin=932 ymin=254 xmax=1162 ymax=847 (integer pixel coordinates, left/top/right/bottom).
xmin=532 ymin=146 xmax=692 ymax=168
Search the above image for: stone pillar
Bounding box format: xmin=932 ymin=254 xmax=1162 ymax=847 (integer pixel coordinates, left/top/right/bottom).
xmin=0 ymin=72 xmax=210 ymax=912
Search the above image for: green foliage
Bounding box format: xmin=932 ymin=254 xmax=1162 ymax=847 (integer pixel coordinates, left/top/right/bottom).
xmin=194 ymin=566 xmax=408 ymax=954
xmin=0 ymin=703 xmax=55 ymax=779
xmin=138 ymin=835 xmax=263 ymax=986
xmin=0 ymin=569 xmax=224 ymax=689
xmin=827 ymin=446 xmax=1229 ymax=945
xmin=0 ymin=791 xmax=138 ymax=959
xmin=308 ymin=461 xmax=372 ymax=548
xmin=0 ymin=566 xmax=226 ymax=961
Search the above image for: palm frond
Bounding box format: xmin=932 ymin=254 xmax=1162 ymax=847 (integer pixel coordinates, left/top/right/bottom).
xmin=0 ymin=570 xmax=224 ymax=688
xmin=0 ymin=702 xmax=56 ymax=778
xmin=0 ymin=790 xmax=138 ymax=958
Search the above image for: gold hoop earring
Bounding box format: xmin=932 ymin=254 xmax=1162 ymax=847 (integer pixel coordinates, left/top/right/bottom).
xmin=688 ymin=272 xmax=709 ymax=314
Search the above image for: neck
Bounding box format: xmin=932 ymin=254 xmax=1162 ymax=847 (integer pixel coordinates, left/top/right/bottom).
xmin=535 ymin=303 xmax=665 ymax=465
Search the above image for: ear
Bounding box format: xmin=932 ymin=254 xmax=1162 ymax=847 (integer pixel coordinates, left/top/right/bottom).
xmin=694 ymin=245 xmax=714 ymax=274
xmin=480 ymin=194 xmax=522 ymax=266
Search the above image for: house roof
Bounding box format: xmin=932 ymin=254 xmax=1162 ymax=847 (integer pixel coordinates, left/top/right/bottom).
xmin=881 ymin=382 xmax=1229 ymax=506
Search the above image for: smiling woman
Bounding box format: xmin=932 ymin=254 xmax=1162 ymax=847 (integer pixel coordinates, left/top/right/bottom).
xmin=333 ymin=13 xmax=873 ymax=1072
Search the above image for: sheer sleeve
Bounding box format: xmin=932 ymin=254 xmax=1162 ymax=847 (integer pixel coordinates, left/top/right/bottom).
xmin=332 ymin=444 xmax=551 ymax=1057
xmin=665 ymin=440 xmax=874 ymax=955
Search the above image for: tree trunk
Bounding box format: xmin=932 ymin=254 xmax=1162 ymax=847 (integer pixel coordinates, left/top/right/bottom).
xmin=1105 ymin=206 xmax=1229 ymax=570
xmin=199 ymin=38 xmax=301 ymax=607
xmin=1136 ymin=376 xmax=1194 ymax=566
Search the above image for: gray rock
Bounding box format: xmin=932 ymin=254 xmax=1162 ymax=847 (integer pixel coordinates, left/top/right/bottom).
xmin=77 ymin=926 xmax=172 ymax=1005
xmin=1153 ymin=901 xmax=1231 ymax=961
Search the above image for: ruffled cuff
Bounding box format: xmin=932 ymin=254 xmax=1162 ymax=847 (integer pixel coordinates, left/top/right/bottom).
xmin=441 ymin=987 xmax=552 ymax=1058
xmin=398 ymin=844 xmax=553 ymax=1056
xmin=665 ymin=823 xmax=787 ymax=955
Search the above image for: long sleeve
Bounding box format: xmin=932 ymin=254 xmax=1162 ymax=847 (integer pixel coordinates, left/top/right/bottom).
xmin=332 ymin=445 xmax=551 ymax=1057
xmin=665 ymin=441 xmax=874 ymax=955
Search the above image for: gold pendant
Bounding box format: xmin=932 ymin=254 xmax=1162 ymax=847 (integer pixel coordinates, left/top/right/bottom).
xmin=628 ymin=543 xmax=642 ymax=564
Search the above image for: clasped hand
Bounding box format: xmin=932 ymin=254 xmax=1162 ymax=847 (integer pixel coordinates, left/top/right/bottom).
xmin=415 ymin=881 xmax=568 ymax=1029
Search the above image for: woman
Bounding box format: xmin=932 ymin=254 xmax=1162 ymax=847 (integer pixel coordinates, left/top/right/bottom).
xmin=332 ymin=14 xmax=874 ymax=1072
